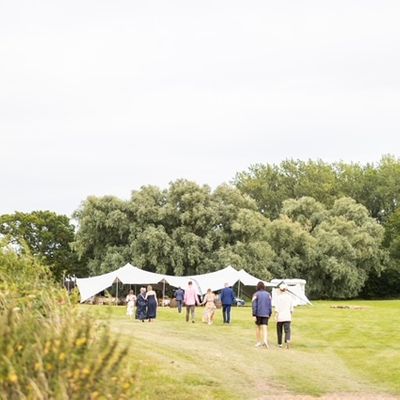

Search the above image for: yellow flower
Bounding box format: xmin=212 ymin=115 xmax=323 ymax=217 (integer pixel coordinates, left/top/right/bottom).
xmin=34 ymin=362 xmax=42 ymax=371
xmin=8 ymin=373 xmax=18 ymax=383
xmin=82 ymin=368 xmax=90 ymax=376
xmin=46 ymin=363 xmax=53 ymax=371
xmin=59 ymin=352 xmax=66 ymax=361
xmin=44 ymin=341 xmax=51 ymax=355
xmin=75 ymin=338 xmax=87 ymax=347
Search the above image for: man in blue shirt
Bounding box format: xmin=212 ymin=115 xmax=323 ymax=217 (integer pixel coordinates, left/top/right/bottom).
xmin=174 ymin=287 xmax=185 ymax=313
xmin=220 ymin=283 xmax=236 ymax=324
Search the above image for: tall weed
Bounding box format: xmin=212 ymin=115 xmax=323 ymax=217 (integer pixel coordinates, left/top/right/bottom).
xmin=0 ymin=244 xmax=136 ymax=399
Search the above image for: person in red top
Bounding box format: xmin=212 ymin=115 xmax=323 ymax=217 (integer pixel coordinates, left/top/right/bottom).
xmin=184 ymin=281 xmax=200 ymax=323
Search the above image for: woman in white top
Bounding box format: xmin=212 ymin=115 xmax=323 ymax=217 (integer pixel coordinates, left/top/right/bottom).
xmin=125 ymin=290 xmax=137 ymax=319
xmin=274 ymin=284 xmax=294 ymax=349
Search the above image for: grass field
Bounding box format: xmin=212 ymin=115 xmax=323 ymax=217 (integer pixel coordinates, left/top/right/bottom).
xmin=84 ymin=300 xmax=400 ymax=400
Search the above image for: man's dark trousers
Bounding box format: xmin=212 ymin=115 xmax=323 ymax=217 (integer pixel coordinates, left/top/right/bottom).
xmin=222 ymin=304 xmax=232 ymax=323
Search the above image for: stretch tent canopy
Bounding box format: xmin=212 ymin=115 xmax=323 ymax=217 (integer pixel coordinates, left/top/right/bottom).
xmin=76 ymin=263 xmax=311 ymax=305
xmin=77 ymin=264 xmax=263 ymax=302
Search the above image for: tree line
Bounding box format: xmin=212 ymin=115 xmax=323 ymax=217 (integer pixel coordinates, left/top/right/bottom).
xmin=1 ymin=155 xmax=400 ymax=299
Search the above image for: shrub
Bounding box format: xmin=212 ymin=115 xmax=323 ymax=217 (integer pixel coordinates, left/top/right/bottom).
xmin=0 ymin=243 xmax=136 ymax=399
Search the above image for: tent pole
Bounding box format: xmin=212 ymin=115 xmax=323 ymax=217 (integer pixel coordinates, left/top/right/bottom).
xmin=162 ymin=279 xmax=166 ymax=307
xmin=116 ymin=279 xmax=119 ymax=306
xmin=238 ymin=280 xmax=241 ymax=298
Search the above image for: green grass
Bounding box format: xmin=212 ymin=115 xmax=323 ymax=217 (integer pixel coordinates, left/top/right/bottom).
xmin=83 ymin=300 xmax=400 ymax=399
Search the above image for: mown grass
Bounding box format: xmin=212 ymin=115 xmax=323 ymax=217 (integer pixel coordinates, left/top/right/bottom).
xmin=84 ymin=300 xmax=400 ymax=399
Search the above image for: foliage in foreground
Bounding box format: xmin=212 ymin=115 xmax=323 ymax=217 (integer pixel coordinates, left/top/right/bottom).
xmin=0 ymin=245 xmax=136 ymax=399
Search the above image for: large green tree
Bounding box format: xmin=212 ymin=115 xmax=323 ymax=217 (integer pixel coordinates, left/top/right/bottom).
xmin=234 ymin=155 xmax=400 ymax=223
xmin=234 ymin=159 xmax=339 ymax=220
xmin=279 ymin=197 xmax=385 ymax=298
xmin=73 ymin=181 xmax=273 ymax=278
xmin=361 ymin=207 xmax=400 ymax=298
xmin=73 ymin=196 xmax=131 ymax=275
xmin=0 ymin=211 xmax=85 ymax=280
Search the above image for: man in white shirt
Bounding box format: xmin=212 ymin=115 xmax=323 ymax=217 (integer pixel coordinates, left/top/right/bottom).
xmin=274 ymin=283 xmax=294 ymax=349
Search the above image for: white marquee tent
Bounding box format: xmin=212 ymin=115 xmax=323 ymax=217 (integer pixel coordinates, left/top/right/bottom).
xmin=76 ymin=263 xmax=311 ymax=305
xmin=77 ymin=264 xmax=263 ymax=303
xmin=270 ymin=278 xmax=311 ymax=306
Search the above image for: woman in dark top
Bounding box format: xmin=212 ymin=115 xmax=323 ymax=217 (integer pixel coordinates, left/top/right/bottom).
xmin=252 ymin=281 xmax=272 ymax=348
xmin=145 ymin=285 xmax=157 ymax=322
xmin=136 ymin=287 xmax=147 ymax=322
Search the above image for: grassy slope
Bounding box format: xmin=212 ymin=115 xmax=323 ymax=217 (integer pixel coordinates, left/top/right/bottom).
xmin=85 ymin=300 xmax=400 ymax=399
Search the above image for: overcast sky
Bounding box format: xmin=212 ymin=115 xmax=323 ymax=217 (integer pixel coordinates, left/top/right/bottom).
xmin=1 ymin=1 xmax=400 ymax=217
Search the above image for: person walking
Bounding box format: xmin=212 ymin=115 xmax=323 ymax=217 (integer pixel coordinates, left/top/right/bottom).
xmin=274 ymin=283 xmax=294 ymax=349
xmin=201 ymin=288 xmax=217 ymax=325
xmin=136 ymin=287 xmax=147 ymax=322
xmin=184 ymin=281 xmax=200 ymax=323
xmin=125 ymin=289 xmax=137 ymax=319
xmin=220 ymin=283 xmax=236 ymax=324
xmin=174 ymin=287 xmax=185 ymax=313
xmin=145 ymin=285 xmax=157 ymax=322
xmin=252 ymin=281 xmax=272 ymax=348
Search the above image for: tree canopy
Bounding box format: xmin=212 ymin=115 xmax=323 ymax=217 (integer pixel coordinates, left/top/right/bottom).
xmin=3 ymin=156 xmax=400 ymax=299
xmin=73 ymin=180 xmax=388 ymax=298
xmin=0 ymin=211 xmax=86 ymax=280
xmin=73 ymin=181 xmax=274 ymax=280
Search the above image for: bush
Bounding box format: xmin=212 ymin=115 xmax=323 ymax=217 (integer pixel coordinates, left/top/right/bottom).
xmin=0 ymin=244 xmax=136 ymax=399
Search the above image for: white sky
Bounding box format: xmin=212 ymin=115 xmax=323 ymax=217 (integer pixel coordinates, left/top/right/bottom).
xmin=1 ymin=0 xmax=400 ymax=217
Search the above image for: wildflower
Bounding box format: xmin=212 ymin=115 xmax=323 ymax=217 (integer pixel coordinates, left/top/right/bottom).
xmin=8 ymin=373 xmax=18 ymax=383
xmin=73 ymin=369 xmax=80 ymax=380
xmin=75 ymin=337 xmax=87 ymax=347
xmin=44 ymin=341 xmax=51 ymax=355
xmin=34 ymin=362 xmax=42 ymax=371
xmin=59 ymin=352 xmax=66 ymax=361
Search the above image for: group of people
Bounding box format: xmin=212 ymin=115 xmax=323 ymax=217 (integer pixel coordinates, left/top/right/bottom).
xmin=252 ymin=281 xmax=293 ymax=349
xmin=125 ymin=285 xmax=158 ymax=322
xmin=125 ymin=280 xmax=294 ymax=349
xmin=174 ymin=281 xmax=236 ymax=325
